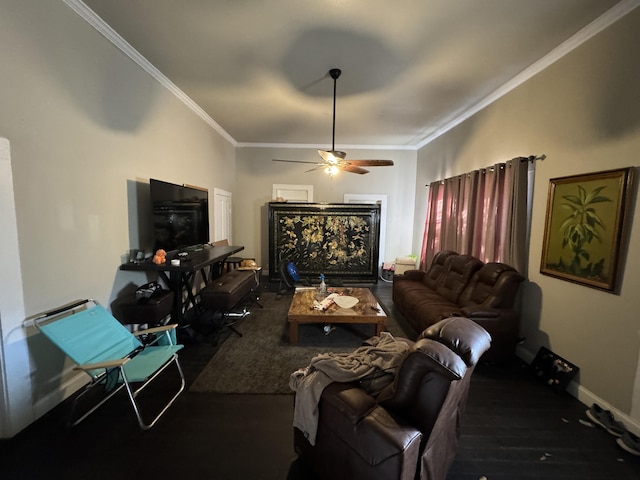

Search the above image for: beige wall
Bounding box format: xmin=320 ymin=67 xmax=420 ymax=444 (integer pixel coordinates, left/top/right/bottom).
xmin=0 ymin=1 xmax=235 ymax=436
xmin=234 ymin=146 xmax=417 ymax=270
xmin=415 ymin=8 xmax=640 ymax=425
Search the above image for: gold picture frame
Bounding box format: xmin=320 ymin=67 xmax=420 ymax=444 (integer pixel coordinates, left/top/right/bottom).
xmin=540 ymin=167 xmax=634 ymax=293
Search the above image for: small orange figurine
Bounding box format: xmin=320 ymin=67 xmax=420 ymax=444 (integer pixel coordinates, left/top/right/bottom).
xmin=152 ymin=249 xmax=166 ymax=265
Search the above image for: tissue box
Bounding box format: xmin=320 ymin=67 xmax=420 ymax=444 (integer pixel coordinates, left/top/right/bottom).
xmin=395 ymin=256 xmax=417 ymax=275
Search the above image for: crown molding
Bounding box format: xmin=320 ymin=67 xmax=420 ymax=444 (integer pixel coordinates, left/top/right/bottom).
xmin=416 ymin=0 xmax=640 ymax=149
xmin=66 ymin=0 xmax=638 ymax=152
xmin=237 ymin=142 xmax=417 ymax=151
xmin=63 ymin=0 xmax=237 ymax=146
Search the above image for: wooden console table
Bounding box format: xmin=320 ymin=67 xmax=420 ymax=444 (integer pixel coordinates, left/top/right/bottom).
xmin=120 ymin=244 xmax=243 ymax=325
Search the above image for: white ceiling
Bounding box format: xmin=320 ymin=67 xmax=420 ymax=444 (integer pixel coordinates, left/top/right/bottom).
xmin=77 ymin=0 xmax=628 ymax=149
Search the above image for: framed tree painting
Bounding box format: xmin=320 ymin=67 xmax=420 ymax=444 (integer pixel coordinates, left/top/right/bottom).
xmin=540 ymin=167 xmax=635 ymax=293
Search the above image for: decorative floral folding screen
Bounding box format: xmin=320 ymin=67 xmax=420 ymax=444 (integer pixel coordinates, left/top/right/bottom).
xmin=268 ymin=202 xmax=381 ymax=283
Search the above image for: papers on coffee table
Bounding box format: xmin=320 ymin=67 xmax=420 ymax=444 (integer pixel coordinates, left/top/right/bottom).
xmin=313 ymin=293 xmax=338 ymax=310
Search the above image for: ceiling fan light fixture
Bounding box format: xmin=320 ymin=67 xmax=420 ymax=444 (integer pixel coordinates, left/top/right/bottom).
xmin=325 ymin=165 xmax=340 ymax=176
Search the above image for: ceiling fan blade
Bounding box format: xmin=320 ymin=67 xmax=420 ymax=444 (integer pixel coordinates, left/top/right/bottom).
xmin=341 ymin=165 xmax=369 ymax=174
xmin=345 ymin=160 xmax=394 ymax=167
xmin=272 ymin=159 xmax=319 ymax=165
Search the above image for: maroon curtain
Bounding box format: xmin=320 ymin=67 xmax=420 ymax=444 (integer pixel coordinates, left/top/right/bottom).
xmin=420 ymin=157 xmax=531 ymax=273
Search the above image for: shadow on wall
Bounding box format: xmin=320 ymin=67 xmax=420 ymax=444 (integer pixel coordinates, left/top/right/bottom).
xmin=24 ymin=321 xmax=76 ymax=407
xmin=35 ymin=9 xmax=159 ymax=133
xmin=591 ymin=19 xmax=640 ymax=139
xmin=517 ymin=281 xmax=545 ymax=360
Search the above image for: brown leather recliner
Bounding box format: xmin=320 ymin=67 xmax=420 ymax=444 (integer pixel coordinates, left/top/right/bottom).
xmin=457 ymin=262 xmax=524 ymax=361
xmin=293 ymin=316 xmax=492 ymax=480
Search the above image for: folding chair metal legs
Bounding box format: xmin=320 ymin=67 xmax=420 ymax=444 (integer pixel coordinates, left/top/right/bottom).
xmin=68 ymin=353 xmax=185 ymax=430
xmin=69 ymin=376 xmax=126 ymax=428
xmin=121 ymin=354 xmax=185 ymax=430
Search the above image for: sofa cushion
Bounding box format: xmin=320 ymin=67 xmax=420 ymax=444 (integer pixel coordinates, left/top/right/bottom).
xmin=412 ymin=298 xmax=460 ymax=325
xmin=394 ymin=283 xmax=441 ymax=308
xmin=458 ymin=262 xmax=524 ymax=309
xmin=435 ymin=255 xmax=483 ymax=304
xmin=422 ymin=250 xmax=457 ymax=290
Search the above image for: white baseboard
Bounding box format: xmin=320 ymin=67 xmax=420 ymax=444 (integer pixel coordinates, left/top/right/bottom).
xmin=516 ymin=346 xmax=640 ymax=436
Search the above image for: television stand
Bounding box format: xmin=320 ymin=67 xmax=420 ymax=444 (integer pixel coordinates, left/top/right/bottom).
xmin=120 ymin=244 xmax=244 ymax=326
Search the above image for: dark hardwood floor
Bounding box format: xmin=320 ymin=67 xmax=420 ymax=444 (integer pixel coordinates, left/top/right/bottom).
xmin=1 ymin=279 xmax=639 ymax=480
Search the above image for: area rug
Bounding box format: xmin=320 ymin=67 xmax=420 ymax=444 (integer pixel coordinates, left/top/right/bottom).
xmin=189 ymin=290 xmax=409 ymax=394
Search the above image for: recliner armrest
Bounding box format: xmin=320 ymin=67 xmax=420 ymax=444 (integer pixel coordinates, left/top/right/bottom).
xmin=312 ymin=383 xmax=423 ymax=468
xmin=321 ymin=383 xmax=377 ymax=424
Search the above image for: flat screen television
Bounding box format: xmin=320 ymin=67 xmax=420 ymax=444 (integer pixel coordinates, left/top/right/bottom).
xmin=150 ymin=178 xmax=209 ymax=252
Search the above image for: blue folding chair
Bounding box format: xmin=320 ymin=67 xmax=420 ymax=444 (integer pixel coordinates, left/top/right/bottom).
xmin=26 ymin=299 xmax=185 ymax=430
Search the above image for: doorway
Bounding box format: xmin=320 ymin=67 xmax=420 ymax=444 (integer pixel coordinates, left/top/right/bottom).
xmin=213 ymin=188 xmax=232 ymax=243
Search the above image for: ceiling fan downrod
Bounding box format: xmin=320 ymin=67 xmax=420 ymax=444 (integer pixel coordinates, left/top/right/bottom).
xmin=329 ymin=68 xmax=341 ymax=153
xmin=271 ymin=66 xmax=392 ymax=175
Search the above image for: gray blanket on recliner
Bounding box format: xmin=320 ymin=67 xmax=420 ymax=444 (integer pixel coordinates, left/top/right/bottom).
xmin=289 ymin=332 xmax=409 ymax=445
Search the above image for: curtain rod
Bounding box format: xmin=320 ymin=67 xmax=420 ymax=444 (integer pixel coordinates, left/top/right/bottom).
xmin=425 ymin=154 xmax=546 ymax=187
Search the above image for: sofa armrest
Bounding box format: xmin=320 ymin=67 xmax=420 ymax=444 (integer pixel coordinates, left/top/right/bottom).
xmin=394 ymin=269 xmax=425 ymax=282
xmin=459 ymin=306 xmax=522 ymax=324
xmin=459 ymin=306 xmax=500 ymax=318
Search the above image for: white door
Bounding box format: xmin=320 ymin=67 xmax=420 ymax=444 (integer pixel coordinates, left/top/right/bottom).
xmin=272 ymin=184 xmax=314 ymax=202
xmin=344 ymin=194 xmax=387 ymax=264
xmin=213 ymin=188 xmax=232 ymax=243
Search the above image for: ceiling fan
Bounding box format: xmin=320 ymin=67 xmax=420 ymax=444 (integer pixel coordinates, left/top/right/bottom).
xmin=273 ymin=68 xmax=394 ymax=175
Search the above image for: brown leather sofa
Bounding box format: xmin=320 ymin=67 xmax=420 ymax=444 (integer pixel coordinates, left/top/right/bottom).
xmin=392 ymin=250 xmax=524 ymax=362
xmin=294 ymin=316 xmax=491 ymax=480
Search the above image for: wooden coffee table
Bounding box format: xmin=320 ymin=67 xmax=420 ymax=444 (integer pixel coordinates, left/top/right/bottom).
xmin=287 ymin=287 xmax=387 ymax=345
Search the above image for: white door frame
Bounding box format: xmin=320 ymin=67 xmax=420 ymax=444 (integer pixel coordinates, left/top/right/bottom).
xmin=213 ymin=188 xmax=232 ymax=243
xmin=272 ymin=184 xmax=314 ymax=202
